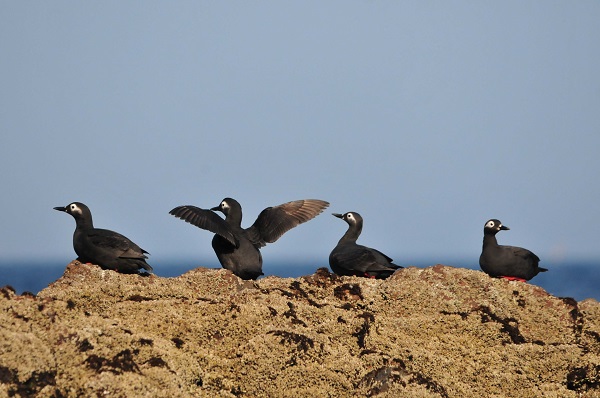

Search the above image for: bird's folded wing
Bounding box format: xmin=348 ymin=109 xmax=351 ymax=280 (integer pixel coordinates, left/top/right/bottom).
xmin=507 ymin=245 xmax=540 ymax=262
xmin=370 ymin=247 xmax=395 ymax=265
xmin=87 ymin=229 xmax=148 ymax=259
xmin=332 ymin=247 xmax=383 ymax=273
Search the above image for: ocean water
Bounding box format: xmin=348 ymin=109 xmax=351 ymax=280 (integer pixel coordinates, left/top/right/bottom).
xmin=0 ymin=260 xmax=598 ymax=302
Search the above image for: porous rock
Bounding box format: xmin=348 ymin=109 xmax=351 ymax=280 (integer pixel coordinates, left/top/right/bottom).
xmin=0 ymin=261 xmax=598 ymax=397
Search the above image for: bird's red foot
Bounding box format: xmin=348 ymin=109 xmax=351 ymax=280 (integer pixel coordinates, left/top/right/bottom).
xmin=500 ymin=276 xmax=527 ymax=282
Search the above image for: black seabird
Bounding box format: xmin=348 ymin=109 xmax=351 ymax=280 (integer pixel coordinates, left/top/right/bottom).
xmin=169 ymin=198 xmax=329 ymax=280
xmin=479 ymin=219 xmax=547 ymax=282
xmin=54 ymin=202 xmax=152 ymax=274
xmin=329 ymin=212 xmax=402 ymax=279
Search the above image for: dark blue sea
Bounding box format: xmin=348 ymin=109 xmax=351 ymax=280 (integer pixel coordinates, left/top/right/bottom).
xmin=0 ymin=259 xmax=598 ymax=302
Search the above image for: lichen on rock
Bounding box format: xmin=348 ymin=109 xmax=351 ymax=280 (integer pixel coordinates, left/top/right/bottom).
xmin=0 ymin=260 xmax=598 ymax=397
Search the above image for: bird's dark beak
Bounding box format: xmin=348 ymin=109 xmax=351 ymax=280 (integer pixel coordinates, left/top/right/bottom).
xmin=53 ymin=206 xmax=67 ymax=212
xmin=332 ymin=213 xmax=343 ymax=219
xmin=210 ymin=205 xmax=220 ymax=212
xmin=500 ymin=225 xmax=510 ymax=230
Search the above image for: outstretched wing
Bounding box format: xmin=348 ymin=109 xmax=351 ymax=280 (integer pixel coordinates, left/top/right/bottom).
xmin=87 ymin=229 xmax=148 ymax=259
xmin=169 ymin=205 xmax=239 ymax=247
xmin=246 ymin=199 xmax=329 ymax=247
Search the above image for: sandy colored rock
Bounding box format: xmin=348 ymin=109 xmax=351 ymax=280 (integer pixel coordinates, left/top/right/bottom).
xmin=0 ymin=260 xmax=599 ymax=397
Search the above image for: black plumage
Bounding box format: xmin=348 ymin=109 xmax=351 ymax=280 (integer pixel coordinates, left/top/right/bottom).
xmin=479 ymin=219 xmax=547 ymax=281
xmin=54 ymin=202 xmax=152 ymax=274
xmin=169 ymin=198 xmax=329 ymax=280
xmin=329 ymin=212 xmax=402 ymax=279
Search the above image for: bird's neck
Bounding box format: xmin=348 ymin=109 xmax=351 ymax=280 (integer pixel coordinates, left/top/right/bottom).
xmin=339 ymin=225 xmax=362 ymax=244
xmin=75 ymin=217 xmax=94 ymax=230
xmin=224 ymin=212 xmax=242 ymax=227
xmin=482 ymin=234 xmax=498 ymax=248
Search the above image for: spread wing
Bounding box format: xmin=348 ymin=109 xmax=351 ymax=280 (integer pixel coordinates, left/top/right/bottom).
xmin=87 ymin=229 xmax=148 ymax=259
xmin=245 ymin=199 xmax=329 ymax=248
xmin=169 ymin=205 xmax=239 ymax=247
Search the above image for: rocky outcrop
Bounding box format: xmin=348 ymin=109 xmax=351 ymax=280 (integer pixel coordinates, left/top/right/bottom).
xmin=1 ymin=261 xmax=599 ymax=397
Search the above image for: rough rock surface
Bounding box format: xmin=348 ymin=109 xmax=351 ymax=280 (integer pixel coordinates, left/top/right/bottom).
xmin=1 ymin=260 xmax=599 ymax=397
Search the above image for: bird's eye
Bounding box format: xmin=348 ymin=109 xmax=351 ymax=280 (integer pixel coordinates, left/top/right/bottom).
xmin=70 ymin=204 xmax=77 ymax=211
xmin=485 ymin=220 xmax=495 ymax=228
xmin=346 ymin=213 xmax=353 ymax=219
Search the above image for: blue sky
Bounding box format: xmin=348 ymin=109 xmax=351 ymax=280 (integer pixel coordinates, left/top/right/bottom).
xmin=1 ymin=2 xmax=599 ymax=274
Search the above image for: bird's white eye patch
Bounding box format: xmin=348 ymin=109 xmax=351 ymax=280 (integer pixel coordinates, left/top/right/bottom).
xmin=485 ymin=220 xmax=495 ymax=228
xmin=221 ymin=201 xmax=229 ymax=210
xmin=346 ymin=213 xmax=354 ymax=220
xmin=70 ymin=203 xmax=82 ymax=215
